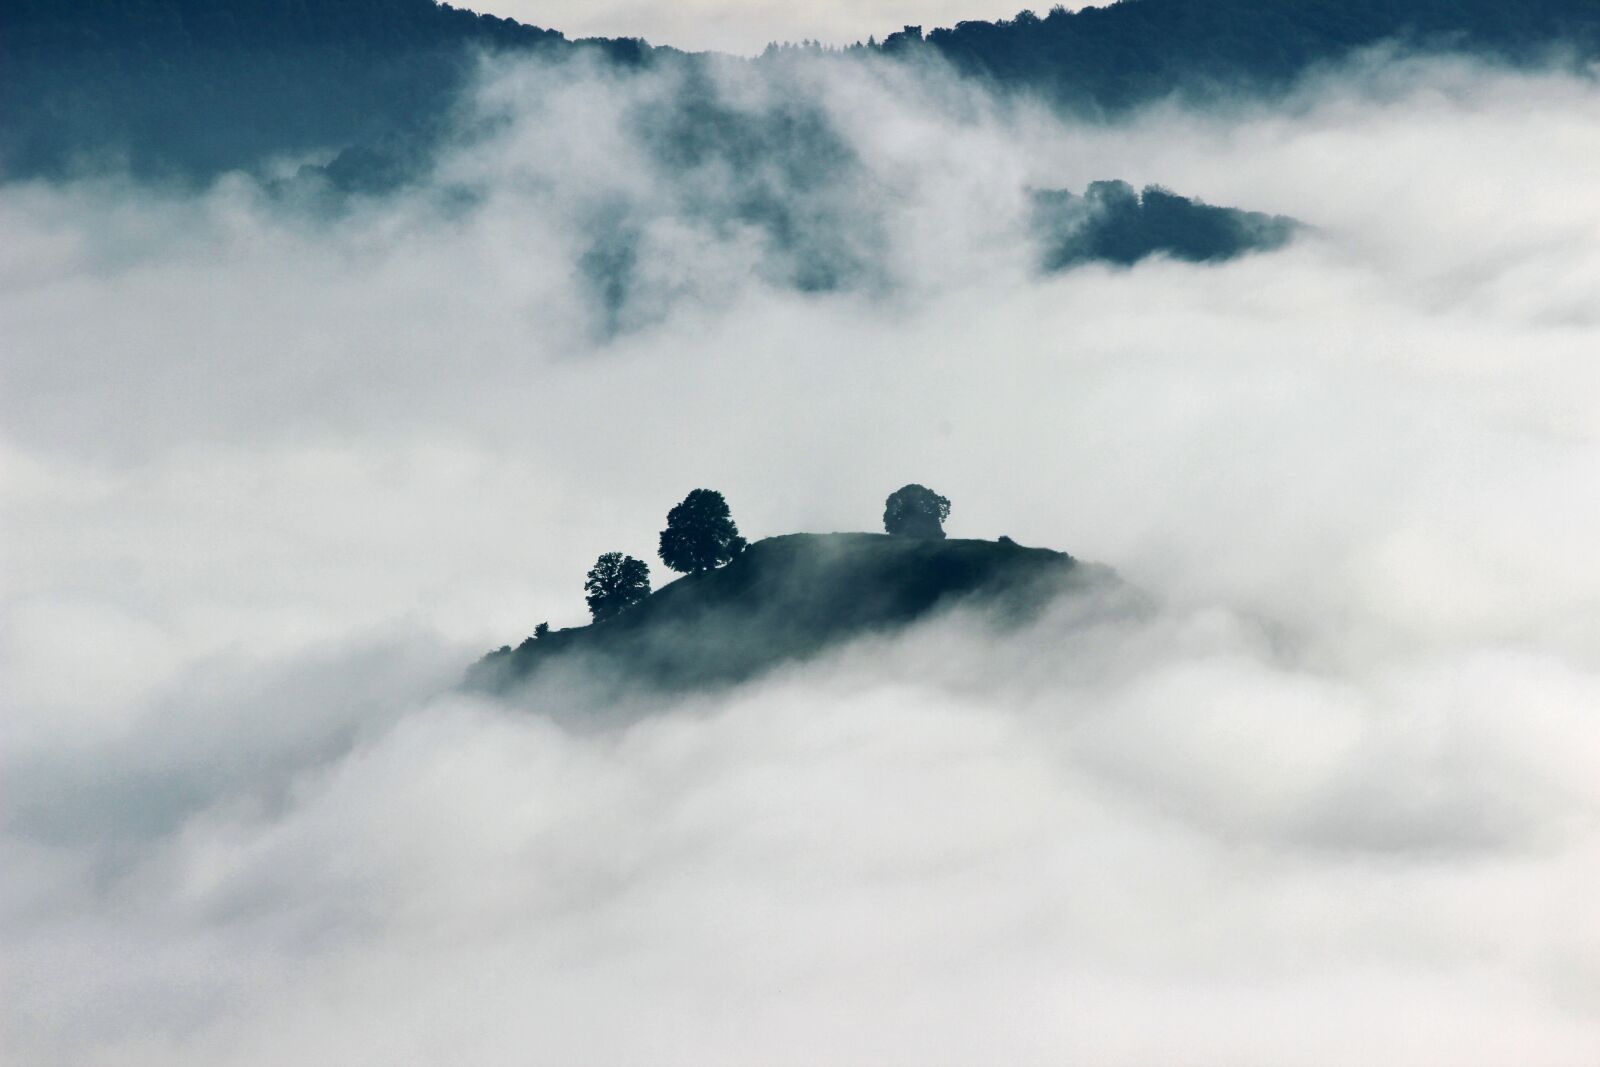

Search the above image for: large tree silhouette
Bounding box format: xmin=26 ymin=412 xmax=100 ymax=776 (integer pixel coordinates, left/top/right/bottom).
xmin=658 ymin=489 xmax=746 ymax=574
xmin=883 ymin=484 xmax=951 ymax=539
xmin=584 ymin=552 xmax=651 ymax=621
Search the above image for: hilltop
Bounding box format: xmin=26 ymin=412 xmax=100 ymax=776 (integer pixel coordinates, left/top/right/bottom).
xmin=470 ymin=532 xmax=1107 ymax=694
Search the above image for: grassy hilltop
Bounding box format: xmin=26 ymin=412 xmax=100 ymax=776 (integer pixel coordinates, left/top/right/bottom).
xmin=471 ymin=532 xmax=1108 ymax=694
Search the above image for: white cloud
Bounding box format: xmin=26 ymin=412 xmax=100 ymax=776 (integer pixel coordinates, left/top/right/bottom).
xmin=466 ymin=0 xmax=1092 ymax=55
xmin=2 ymin=51 xmax=1598 ymax=1064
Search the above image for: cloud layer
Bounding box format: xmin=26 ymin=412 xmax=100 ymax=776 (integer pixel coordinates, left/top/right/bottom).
xmin=3 ymin=51 xmax=1599 ymax=1064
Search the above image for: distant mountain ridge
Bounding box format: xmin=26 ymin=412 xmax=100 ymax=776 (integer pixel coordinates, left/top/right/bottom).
xmin=470 ymin=532 xmax=1112 ymax=695
xmin=5 ymin=0 xmax=1598 ymax=183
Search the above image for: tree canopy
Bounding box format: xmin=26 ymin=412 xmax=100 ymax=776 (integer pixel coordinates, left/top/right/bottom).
xmin=883 ymin=484 xmax=952 ymax=539
xmin=584 ymin=552 xmax=652 ymax=621
xmin=659 ymin=489 xmax=746 ymax=573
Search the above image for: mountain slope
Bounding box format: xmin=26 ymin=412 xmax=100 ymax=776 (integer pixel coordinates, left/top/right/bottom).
xmin=0 ymin=0 xmax=648 ymax=180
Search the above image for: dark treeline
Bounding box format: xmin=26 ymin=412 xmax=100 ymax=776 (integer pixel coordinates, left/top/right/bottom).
xmin=0 ymin=0 xmax=652 ymax=180
xmin=881 ymin=0 xmax=1600 ymax=111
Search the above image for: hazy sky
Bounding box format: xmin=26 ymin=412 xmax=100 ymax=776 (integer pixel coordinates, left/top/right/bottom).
xmin=3 ymin=46 xmax=1599 ymax=1065
xmin=468 ymin=0 xmax=1081 ymax=53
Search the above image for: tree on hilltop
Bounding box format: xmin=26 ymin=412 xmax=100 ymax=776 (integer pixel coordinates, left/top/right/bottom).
xmin=659 ymin=489 xmax=746 ymax=574
xmin=585 ymin=553 xmax=651 ymax=621
xmin=883 ymin=484 xmax=951 ymax=539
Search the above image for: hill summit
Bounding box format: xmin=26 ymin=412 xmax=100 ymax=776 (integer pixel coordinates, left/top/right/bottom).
xmin=470 ymin=532 xmax=1102 ymax=694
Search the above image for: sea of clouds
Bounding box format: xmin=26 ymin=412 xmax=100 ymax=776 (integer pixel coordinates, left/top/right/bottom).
xmin=3 ymin=48 xmax=1598 ymax=1065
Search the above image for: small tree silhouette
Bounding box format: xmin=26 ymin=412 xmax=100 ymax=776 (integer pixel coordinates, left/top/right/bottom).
xmin=533 ymin=622 xmax=550 ymax=639
xmin=659 ymin=489 xmax=746 ymax=574
xmin=584 ymin=553 xmax=651 ymax=622
xmin=883 ymin=484 xmax=951 ymax=539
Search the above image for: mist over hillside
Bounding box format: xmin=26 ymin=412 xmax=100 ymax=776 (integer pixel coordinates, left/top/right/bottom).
xmin=3 ymin=3 xmax=1599 ymax=1064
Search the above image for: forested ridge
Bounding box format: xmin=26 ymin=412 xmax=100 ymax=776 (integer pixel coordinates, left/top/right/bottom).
xmin=887 ymin=0 xmax=1600 ymax=110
